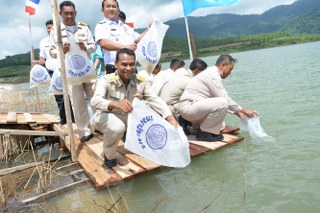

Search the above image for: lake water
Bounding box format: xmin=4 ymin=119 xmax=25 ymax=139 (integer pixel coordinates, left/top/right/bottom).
xmin=3 ymin=41 xmax=320 ymax=212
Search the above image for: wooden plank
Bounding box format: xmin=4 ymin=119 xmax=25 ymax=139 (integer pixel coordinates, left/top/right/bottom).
xmin=189 ymin=140 xmax=228 ymax=150
xmin=43 ymin=114 xmax=59 ymax=123
xmin=16 ymin=113 xmax=27 ymax=124
xmin=53 ymin=124 xmax=68 ymax=140
xmin=222 ymin=134 xmax=244 ymax=144
xmin=0 ymin=135 xmax=4 ymax=159
xmin=21 ymin=178 xmax=90 ymax=204
xmin=84 ymin=137 xmax=145 ymax=180
xmin=0 ymin=154 xmax=70 ymax=176
xmin=23 ymin=113 xmax=36 ymax=123
xmin=188 ymin=143 xmax=210 ymax=157
xmin=0 ymin=162 xmax=44 ymax=176
xmin=117 ymin=141 xmax=160 ymax=171
xmin=0 ymin=114 xmax=7 ymax=124
xmin=113 ymin=151 xmax=145 ymax=180
xmin=0 ymin=129 xmax=59 ymax=137
xmin=188 ymin=134 xmax=228 ymax=150
xmin=6 ymin=112 xmax=17 ymax=123
xmin=31 ymin=114 xmax=51 ymax=124
xmin=221 ymin=126 xmax=239 ymax=134
xmin=64 ymin=135 xmax=122 ymax=188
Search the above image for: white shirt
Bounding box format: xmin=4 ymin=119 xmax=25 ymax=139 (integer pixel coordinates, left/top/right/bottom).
xmin=39 ymin=36 xmax=57 ymax=71
xmin=95 ymin=18 xmax=140 ymax=65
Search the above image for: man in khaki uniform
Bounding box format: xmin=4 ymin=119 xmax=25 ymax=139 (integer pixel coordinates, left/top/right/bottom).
xmin=160 ymin=58 xmax=207 ymax=115
xmin=91 ymin=48 xmax=179 ymax=168
xmin=50 ymin=1 xmax=96 ymax=143
xmin=179 ymin=54 xmax=258 ymax=142
xmin=151 ymin=59 xmax=185 ymax=95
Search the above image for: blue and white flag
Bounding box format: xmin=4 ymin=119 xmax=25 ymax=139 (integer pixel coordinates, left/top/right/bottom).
xmin=182 ymin=0 xmax=240 ymax=16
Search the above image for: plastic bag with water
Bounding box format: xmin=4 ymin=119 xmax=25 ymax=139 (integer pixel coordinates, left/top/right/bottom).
xmin=240 ymin=116 xmax=275 ymax=141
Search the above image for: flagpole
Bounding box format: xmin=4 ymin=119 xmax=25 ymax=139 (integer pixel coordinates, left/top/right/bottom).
xmin=184 ymin=16 xmax=193 ymax=61
xmin=28 ymin=14 xmax=41 ymax=113
xmin=51 ymin=0 xmax=77 ymax=162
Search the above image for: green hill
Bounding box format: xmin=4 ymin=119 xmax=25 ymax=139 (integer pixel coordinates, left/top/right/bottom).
xmin=1 ymin=0 xmax=320 ymax=83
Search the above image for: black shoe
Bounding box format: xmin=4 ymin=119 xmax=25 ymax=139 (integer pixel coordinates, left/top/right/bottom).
xmin=178 ymin=115 xmax=191 ymax=135
xmin=80 ymin=134 xmax=93 ymax=143
xmin=104 ymin=156 xmax=117 ymax=168
xmin=59 ymin=120 xmax=66 ymax=125
xmin=196 ymin=129 xmax=224 ymax=142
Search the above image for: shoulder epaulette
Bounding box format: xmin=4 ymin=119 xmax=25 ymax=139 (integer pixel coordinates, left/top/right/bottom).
xmin=136 ymin=74 xmax=146 ymax=82
xmin=79 ymin=22 xmax=87 ymax=26
xmin=98 ymin=20 xmax=106 ymax=24
xmin=105 ymin=73 xmax=119 ymax=83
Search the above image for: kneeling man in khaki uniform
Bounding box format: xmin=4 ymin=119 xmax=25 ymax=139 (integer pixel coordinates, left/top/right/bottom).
xmin=91 ymin=48 xmax=179 ymax=168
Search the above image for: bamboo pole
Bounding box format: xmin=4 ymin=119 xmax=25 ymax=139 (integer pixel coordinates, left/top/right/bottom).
xmin=184 ymin=16 xmax=194 ymax=61
xmin=189 ymin=30 xmax=196 ymax=59
xmin=51 ymin=0 xmax=77 ymax=162
xmin=28 ymin=14 xmax=41 ymax=113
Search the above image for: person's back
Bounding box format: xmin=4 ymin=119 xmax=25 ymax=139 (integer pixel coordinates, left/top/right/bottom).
xmin=160 ymin=58 xmax=207 ymax=114
xmin=160 ymin=67 xmax=191 ymax=106
xmin=151 ymin=58 xmax=185 ymax=95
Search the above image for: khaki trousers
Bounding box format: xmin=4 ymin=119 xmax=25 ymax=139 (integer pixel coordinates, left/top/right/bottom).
xmin=179 ymin=97 xmax=228 ymax=134
xmin=94 ymin=111 xmax=127 ymax=160
xmin=69 ymin=81 xmax=94 ymax=138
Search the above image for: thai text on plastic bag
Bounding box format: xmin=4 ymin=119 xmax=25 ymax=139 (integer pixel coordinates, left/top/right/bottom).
xmin=30 ymin=65 xmax=51 ymax=88
xmin=240 ymin=116 xmax=274 ymax=141
xmin=125 ymin=98 xmax=191 ymax=168
xmin=136 ymin=17 xmax=169 ymax=74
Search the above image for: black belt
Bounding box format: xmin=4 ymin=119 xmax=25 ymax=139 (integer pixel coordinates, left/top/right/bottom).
xmin=105 ymin=64 xmax=116 ymax=74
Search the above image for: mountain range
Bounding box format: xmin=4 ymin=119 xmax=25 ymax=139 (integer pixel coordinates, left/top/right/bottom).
xmin=162 ymin=0 xmax=320 ymax=38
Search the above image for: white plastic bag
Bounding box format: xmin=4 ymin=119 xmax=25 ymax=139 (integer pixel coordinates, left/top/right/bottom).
xmin=125 ymin=98 xmax=191 ymax=168
xmin=136 ymin=17 xmax=169 ymax=74
xmin=65 ymin=44 xmax=96 ymax=85
xmin=30 ymin=65 xmax=51 ymax=88
xmin=240 ymin=116 xmax=273 ymax=140
xmin=49 ymin=68 xmax=63 ymax=94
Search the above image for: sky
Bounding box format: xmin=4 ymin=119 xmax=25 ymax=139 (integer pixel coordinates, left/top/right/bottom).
xmin=0 ymin=0 xmax=298 ymax=60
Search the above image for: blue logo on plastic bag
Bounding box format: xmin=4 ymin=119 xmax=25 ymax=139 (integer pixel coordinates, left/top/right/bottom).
xmin=147 ymin=41 xmax=157 ymax=58
xmin=146 ymin=124 xmax=167 ymax=150
xmin=33 ymin=68 xmax=45 ymax=78
xmin=69 ymin=55 xmax=86 ymax=70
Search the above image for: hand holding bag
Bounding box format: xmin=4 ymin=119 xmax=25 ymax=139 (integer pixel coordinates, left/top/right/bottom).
xmin=125 ymin=98 xmax=191 ymax=168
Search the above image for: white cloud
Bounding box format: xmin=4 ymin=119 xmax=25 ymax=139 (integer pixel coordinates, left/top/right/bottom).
xmin=0 ymin=0 xmax=298 ymax=59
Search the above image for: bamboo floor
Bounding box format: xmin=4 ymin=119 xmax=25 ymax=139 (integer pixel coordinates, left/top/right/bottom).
xmin=56 ymin=124 xmax=244 ymax=189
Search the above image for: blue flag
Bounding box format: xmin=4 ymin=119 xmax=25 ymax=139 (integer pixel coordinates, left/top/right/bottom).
xmin=182 ymin=0 xmax=240 ymax=16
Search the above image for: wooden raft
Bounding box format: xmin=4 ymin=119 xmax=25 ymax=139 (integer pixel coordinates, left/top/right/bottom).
xmin=56 ymin=124 xmax=243 ymax=189
xmin=0 ymin=112 xmax=59 ymax=125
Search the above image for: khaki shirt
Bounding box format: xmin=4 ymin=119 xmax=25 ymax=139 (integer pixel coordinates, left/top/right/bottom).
xmin=160 ymin=67 xmax=194 ymax=107
xmin=91 ymin=72 xmax=172 ymax=118
xmin=180 ymin=66 xmax=242 ymax=113
xmin=50 ymin=22 xmax=96 ymax=59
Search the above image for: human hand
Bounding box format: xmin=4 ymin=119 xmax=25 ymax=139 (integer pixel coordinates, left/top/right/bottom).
xmin=236 ymin=108 xmax=259 ymax=119
xmin=108 ymin=99 xmax=133 ymax=113
xmin=78 ymin=42 xmax=87 ymax=51
xmin=63 ymin=43 xmax=70 ymax=54
xmin=166 ymin=115 xmax=179 ymax=129
xmin=125 ymin=43 xmax=137 ymax=51
xmin=32 ymin=60 xmax=40 ymax=65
